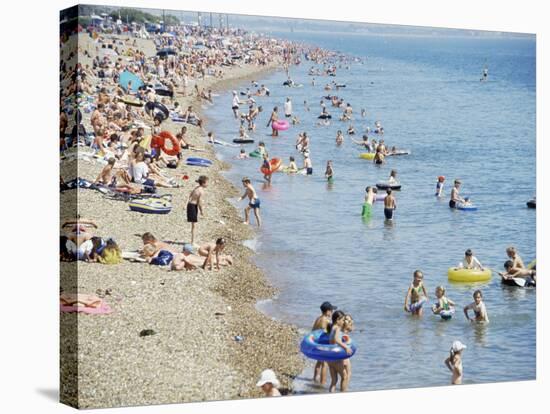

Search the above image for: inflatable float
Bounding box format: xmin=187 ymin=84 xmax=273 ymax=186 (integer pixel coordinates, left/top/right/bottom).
xmin=387 ymin=150 xmax=411 ymax=156
xmin=448 ymin=267 xmax=492 ymax=283
xmin=129 ymin=197 xmax=172 ymax=214
xmin=300 ymin=329 xmax=357 ymax=362
xmin=249 ymin=150 xmax=262 ymax=158
xmin=233 ymin=138 xmax=254 ymax=144
xmin=186 ymin=157 xmax=212 ymax=167
xmin=151 ymin=131 xmax=181 ymax=156
xmin=526 ymin=199 xmax=536 ymax=209
xmin=359 ymin=152 xmax=375 ymax=160
xmin=456 ymin=202 xmax=477 ymax=211
xmin=318 ymin=114 xmax=332 ymax=119
xmin=260 ymin=158 xmax=282 ymax=175
xmin=376 ymin=182 xmax=402 ymax=191
xmin=272 ymin=120 xmax=290 ymax=131
xmin=439 ymin=309 xmax=455 ymax=320
xmin=121 ymin=95 xmax=143 ymax=107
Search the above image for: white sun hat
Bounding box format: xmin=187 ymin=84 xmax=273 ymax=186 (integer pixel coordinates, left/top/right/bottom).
xmin=256 ymin=369 xmax=280 ymax=388
xmin=451 ymin=340 xmax=467 ymax=353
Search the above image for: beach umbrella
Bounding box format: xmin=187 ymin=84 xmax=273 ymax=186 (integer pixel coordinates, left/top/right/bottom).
xmin=156 ymin=48 xmax=176 ymax=57
xmin=119 ymin=70 xmax=144 ymax=92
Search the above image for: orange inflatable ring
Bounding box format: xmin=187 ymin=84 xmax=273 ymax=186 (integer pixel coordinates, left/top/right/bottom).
xmin=260 ymin=157 xmax=282 ymax=175
xmin=153 ymin=131 xmax=181 ymax=156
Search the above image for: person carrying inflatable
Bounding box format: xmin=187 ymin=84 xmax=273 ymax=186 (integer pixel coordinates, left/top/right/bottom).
xmin=311 ymin=301 xmax=337 ymax=385
xmin=327 ymin=310 xmax=353 ymax=392
xmin=432 ymin=286 xmax=456 ymax=320
xmin=404 ymin=270 xmax=429 ymax=316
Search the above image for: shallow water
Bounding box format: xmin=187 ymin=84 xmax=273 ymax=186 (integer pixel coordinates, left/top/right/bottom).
xmin=205 ymin=31 xmax=536 ymax=392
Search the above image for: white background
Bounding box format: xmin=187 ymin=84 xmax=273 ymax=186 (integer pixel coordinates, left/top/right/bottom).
xmin=0 ymin=0 xmax=547 ymax=412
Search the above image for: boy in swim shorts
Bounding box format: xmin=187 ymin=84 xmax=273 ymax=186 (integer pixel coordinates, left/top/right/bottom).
xmin=383 ymin=189 xmax=396 ymax=220
xmin=240 ymin=177 xmax=261 ymax=227
xmin=404 ymin=270 xmax=429 ymax=316
xmin=312 ymin=301 xmax=337 ymax=384
xmin=186 ymin=175 xmax=208 ymax=245
xmin=362 ymin=186 xmax=375 ymax=218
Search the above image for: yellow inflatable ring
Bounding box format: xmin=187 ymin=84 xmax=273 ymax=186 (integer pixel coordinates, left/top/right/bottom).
xmin=359 ymin=152 xmax=375 ymax=160
xmin=447 ymin=267 xmax=492 ymax=283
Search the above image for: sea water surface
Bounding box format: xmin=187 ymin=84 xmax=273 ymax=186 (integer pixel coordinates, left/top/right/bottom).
xmin=204 ymin=31 xmax=536 ymax=392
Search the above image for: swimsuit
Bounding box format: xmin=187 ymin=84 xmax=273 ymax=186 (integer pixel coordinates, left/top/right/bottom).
xmin=384 ymin=207 xmax=394 ymax=220
xmin=186 ymin=202 xmax=199 ymax=223
xmin=249 ymin=198 xmax=261 ymax=209
xmin=306 ymin=167 xmax=313 ymax=175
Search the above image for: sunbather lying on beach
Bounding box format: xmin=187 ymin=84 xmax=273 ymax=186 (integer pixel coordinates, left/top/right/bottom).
xmin=171 ymin=244 xmax=205 ymax=271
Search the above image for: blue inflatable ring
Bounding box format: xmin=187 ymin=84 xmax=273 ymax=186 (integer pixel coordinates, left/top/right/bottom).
xmin=300 ymin=329 xmax=357 ymax=362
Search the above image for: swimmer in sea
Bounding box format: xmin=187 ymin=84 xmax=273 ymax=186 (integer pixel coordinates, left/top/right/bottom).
xmin=445 ymin=341 xmax=466 ymax=385
xmin=347 ymin=125 xmax=355 ymax=135
xmin=498 ymin=260 xmax=536 ymax=285
xmin=404 ymin=270 xmax=429 ymax=316
xmin=384 ymin=189 xmax=397 ymax=220
xmin=287 ymin=156 xmax=298 ymax=173
xmin=449 ymin=179 xmax=466 ymax=209
xmin=373 ymin=149 xmax=385 ymax=165
xmin=461 ymin=249 xmax=484 ymax=270
xmin=463 ymin=290 xmax=489 ymax=323
xmin=237 ymin=149 xmax=249 ymax=159
xmin=312 ymin=301 xmax=337 ymax=384
xmin=336 ymin=130 xmax=344 ymax=145
xmin=240 ymin=177 xmax=261 ymax=227
xmin=325 ymin=160 xmax=334 ymax=182
xmin=432 ymin=286 xmax=456 ymax=316
xmin=435 ymin=176 xmax=445 ymax=197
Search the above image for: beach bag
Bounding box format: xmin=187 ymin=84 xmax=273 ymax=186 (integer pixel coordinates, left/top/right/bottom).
xmin=150 ymin=250 xmax=173 ymax=266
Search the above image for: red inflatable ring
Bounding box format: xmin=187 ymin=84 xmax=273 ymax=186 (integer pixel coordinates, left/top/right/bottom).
xmin=153 ymin=131 xmax=181 ymax=156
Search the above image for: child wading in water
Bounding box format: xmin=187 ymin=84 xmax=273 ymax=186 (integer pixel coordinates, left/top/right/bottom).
xmin=435 ymin=176 xmax=445 ymax=197
xmin=384 ymin=189 xmax=397 ymax=220
xmin=327 ymin=310 xmax=352 ymax=392
xmin=463 ymin=290 xmax=489 ymax=323
xmin=240 ymin=177 xmax=261 ymax=227
xmin=325 ymin=160 xmax=334 ymax=183
xmin=312 ymin=301 xmax=337 ymax=384
xmin=432 ymin=286 xmax=456 ymax=319
xmin=404 ymin=270 xmax=429 ymax=315
xmin=261 ymin=154 xmax=272 ymax=183
xmin=444 ymin=340 xmax=467 ymax=384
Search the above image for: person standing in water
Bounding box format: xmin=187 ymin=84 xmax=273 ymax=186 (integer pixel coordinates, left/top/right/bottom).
xmin=312 ymin=301 xmax=337 ymax=385
xmin=480 ymin=64 xmax=488 ymax=82
xmin=231 ymin=90 xmax=241 ymax=118
xmin=445 ymin=341 xmax=467 ymax=385
xmin=325 ymin=160 xmax=334 ymax=182
xmin=240 ymin=177 xmax=261 ymax=227
xmin=284 ymin=97 xmax=293 ymax=118
xmin=435 ymin=176 xmax=445 ymax=197
xmin=449 ymin=179 xmax=466 ymax=208
xmin=404 ymin=270 xmax=429 ymax=316
xmin=362 ymin=186 xmax=375 ymax=219
xmin=186 ymin=175 xmax=208 ymax=245
xmin=384 ymin=189 xmax=397 ymax=220
xmin=463 ymin=290 xmax=489 ymax=323
xmin=267 ymin=106 xmax=279 ymax=137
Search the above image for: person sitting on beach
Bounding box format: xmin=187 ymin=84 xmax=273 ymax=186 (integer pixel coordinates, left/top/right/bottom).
xmin=327 ymin=310 xmax=352 ymax=392
xmin=312 ymin=301 xmax=337 ymax=385
xmin=256 ymin=369 xmax=281 ymax=397
xmin=171 ymin=243 xmax=205 ymax=271
xmin=404 ymin=270 xmax=428 ymax=316
xmin=335 ymin=130 xmax=344 ymax=145
xmin=498 ymin=260 xmax=536 ymax=285
xmin=506 ymin=246 xmax=525 ymax=269
xmin=140 ymin=232 xmax=178 ymax=254
xmin=445 ymin=341 xmax=467 ymax=385
xmin=62 ymin=218 xmax=98 ymax=261
xmin=267 ymin=106 xmax=279 ymax=137
xmin=383 ymin=189 xmax=397 ymax=220
xmin=94 ymin=157 xmax=117 ymax=186
xmin=463 ymin=290 xmax=489 ymax=323
xmin=198 ymin=238 xmax=233 ymax=271
xmin=435 ymin=176 xmax=445 ymax=197
xmin=432 ymin=286 xmax=456 ymax=316
xmin=240 ymin=177 xmax=261 ymax=227
xmin=460 ymin=249 xmax=485 ymax=270
xmin=449 ymin=179 xmax=466 ymax=208
xmin=97 ymin=238 xmax=122 ymax=265
xmin=182 ymin=105 xmax=203 ymax=128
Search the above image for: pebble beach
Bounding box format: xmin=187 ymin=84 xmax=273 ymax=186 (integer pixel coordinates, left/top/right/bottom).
xmin=60 ymin=31 xmax=303 ymax=408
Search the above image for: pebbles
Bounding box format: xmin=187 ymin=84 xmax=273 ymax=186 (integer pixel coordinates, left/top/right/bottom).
xmin=60 ymin=34 xmax=303 ymax=409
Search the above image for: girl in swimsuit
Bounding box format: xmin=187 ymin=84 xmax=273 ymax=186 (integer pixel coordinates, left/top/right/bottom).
xmin=463 ymin=290 xmax=489 ymax=323
xmin=327 ymin=310 xmax=352 ymax=392
xmin=404 ymin=270 xmax=429 ymax=316
xmin=432 ymin=286 xmax=456 ymax=315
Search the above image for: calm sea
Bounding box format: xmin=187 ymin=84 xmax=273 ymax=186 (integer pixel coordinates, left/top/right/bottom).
xmin=204 ymin=30 xmax=536 ymax=392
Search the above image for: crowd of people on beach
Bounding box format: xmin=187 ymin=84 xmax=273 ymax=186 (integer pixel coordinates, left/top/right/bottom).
xmin=60 ymin=17 xmax=536 ymax=400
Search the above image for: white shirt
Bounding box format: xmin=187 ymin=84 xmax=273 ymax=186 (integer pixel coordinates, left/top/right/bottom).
xmin=133 ymin=161 xmax=149 ymax=183
xmin=232 ymin=95 xmax=240 ymax=107
xmin=284 ymin=100 xmax=292 ymax=116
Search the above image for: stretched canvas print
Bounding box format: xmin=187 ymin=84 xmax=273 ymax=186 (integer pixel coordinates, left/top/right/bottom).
xmin=59 ymin=4 xmax=536 ymax=409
